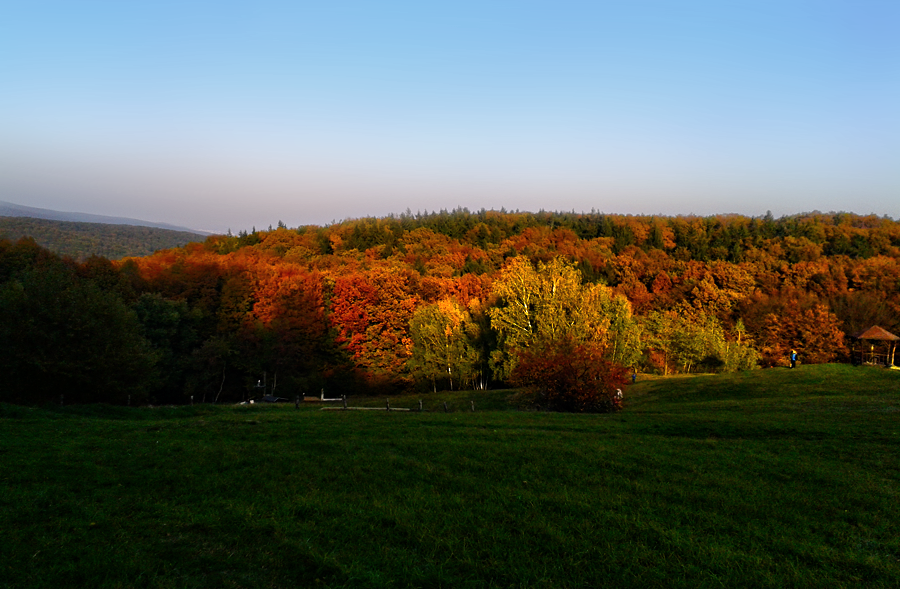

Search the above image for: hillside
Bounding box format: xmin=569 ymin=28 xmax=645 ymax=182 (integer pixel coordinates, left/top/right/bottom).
xmin=2 ymin=209 xmax=900 ymax=406
xmin=0 ymin=200 xmax=206 ymax=233
xmin=0 ymin=216 xmax=207 ymax=260
xmin=1 ymin=365 xmax=897 ymax=588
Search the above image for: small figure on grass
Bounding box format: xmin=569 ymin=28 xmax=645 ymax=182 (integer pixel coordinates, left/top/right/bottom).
xmin=790 ymin=349 xmax=798 ymax=369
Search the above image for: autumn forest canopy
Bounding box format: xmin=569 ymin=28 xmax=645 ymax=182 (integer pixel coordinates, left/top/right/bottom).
xmin=2 ymin=209 xmax=899 ymax=407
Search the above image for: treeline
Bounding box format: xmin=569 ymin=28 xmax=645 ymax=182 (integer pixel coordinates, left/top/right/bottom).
xmin=0 ymin=216 xmax=205 ymax=260
xmin=282 ymin=208 xmax=899 ymax=262
xmin=2 ymin=209 xmax=898 ymax=405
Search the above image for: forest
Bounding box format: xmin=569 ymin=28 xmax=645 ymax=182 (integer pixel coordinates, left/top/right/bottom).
xmin=2 ymin=209 xmax=898 ymax=406
xmin=0 ymin=216 xmax=205 ymax=260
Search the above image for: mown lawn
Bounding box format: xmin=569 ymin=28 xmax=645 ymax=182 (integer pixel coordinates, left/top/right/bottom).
xmin=1 ymin=364 xmax=898 ymax=588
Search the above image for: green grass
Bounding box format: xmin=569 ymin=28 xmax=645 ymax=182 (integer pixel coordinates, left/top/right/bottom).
xmin=1 ymin=364 xmax=898 ymax=588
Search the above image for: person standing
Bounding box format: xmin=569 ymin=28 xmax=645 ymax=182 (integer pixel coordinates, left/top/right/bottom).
xmin=790 ymin=349 xmax=798 ymax=369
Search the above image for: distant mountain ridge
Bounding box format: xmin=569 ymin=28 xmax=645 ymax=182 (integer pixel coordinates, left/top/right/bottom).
xmin=0 ymin=216 xmax=208 ymax=260
xmin=0 ymin=200 xmax=209 ymax=235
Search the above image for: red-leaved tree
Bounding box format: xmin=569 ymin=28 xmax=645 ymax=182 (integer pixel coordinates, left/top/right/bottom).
xmin=510 ymin=338 xmax=629 ymax=413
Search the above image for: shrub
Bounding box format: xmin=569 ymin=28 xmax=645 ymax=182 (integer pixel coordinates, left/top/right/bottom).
xmin=510 ymin=338 xmax=629 ymax=413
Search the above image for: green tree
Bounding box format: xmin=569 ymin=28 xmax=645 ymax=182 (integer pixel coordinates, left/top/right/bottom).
xmin=0 ymin=265 xmax=157 ymax=404
xmin=643 ymin=311 xmax=757 ymax=374
xmin=133 ymin=293 xmax=202 ymax=403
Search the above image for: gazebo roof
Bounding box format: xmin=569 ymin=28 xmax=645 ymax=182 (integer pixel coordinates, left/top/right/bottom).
xmin=851 ymin=325 xmax=900 ymax=341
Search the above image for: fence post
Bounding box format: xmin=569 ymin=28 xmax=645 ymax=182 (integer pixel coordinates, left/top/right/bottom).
xmin=342 ymin=394 xmax=347 ymax=410
xmin=386 ymin=398 xmax=391 ymax=411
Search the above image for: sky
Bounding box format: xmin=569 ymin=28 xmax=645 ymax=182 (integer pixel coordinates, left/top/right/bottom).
xmin=1 ymin=1 xmax=898 ymax=233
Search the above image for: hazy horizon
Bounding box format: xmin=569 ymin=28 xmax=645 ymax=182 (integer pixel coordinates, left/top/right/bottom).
xmin=2 ymin=197 xmax=897 ymax=238
xmin=2 ymin=1 xmax=898 ymax=233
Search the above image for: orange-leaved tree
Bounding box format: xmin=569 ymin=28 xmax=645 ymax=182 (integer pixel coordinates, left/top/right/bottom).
xmin=329 ymin=265 xmax=419 ymax=391
xmin=753 ymin=301 xmax=847 ymax=366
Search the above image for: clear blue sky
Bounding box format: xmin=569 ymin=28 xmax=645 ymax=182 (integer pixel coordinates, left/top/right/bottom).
xmin=2 ymin=1 xmax=897 ymax=232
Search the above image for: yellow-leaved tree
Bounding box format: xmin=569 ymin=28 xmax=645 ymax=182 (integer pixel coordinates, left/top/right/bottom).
xmin=408 ymin=298 xmax=487 ymax=391
xmin=488 ymin=256 xmax=640 ymax=380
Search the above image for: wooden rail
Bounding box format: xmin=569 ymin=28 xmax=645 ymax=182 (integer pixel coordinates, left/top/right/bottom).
xmin=319 ymin=398 xmax=475 ymax=412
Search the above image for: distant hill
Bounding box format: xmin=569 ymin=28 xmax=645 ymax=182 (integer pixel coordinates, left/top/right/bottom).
xmin=0 ymin=201 xmax=208 ymax=234
xmin=0 ymin=216 xmax=208 ymax=260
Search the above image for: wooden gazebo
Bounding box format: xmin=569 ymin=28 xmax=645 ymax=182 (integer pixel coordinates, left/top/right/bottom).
xmin=850 ymin=326 xmax=899 ymax=367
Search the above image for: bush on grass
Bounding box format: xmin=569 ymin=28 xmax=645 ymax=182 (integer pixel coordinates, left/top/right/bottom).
xmin=510 ymin=337 xmax=628 ymax=412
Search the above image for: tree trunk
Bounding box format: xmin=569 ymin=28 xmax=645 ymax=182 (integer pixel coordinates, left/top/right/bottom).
xmin=214 ymin=362 xmax=227 ymax=404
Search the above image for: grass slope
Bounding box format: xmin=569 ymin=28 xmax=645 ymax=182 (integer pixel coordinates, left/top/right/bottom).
xmin=1 ymin=364 xmax=898 ymax=588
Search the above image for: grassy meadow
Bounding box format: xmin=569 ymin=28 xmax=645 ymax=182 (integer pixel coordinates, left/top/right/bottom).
xmin=1 ymin=364 xmax=898 ymax=588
